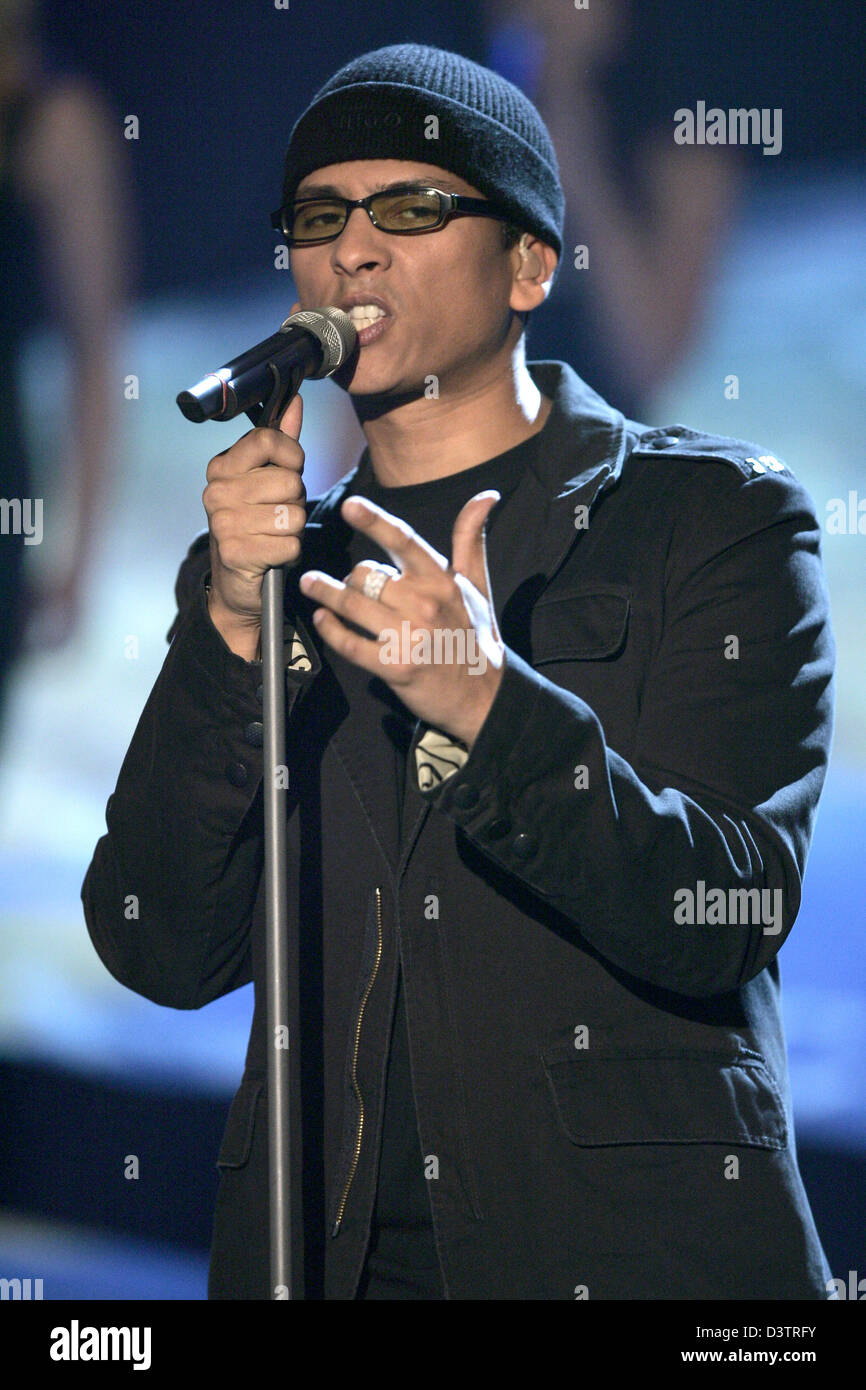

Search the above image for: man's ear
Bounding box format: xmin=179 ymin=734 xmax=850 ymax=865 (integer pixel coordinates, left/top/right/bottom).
xmin=511 ymin=233 xmax=557 ymax=311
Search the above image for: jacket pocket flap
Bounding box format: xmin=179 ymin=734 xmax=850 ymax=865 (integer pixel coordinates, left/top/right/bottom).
xmin=216 ymin=1075 xmax=264 ymax=1169
xmin=531 ymin=587 xmax=630 ymax=663
xmin=541 ymin=1047 xmax=787 ymax=1149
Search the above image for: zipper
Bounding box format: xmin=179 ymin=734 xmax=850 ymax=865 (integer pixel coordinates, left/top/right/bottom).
xmin=332 ymin=885 xmax=383 ymax=1236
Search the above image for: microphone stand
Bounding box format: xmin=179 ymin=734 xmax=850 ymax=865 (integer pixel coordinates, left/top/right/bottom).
xmin=179 ymin=309 xmax=355 ymax=1299
xmin=245 ymin=360 xmax=308 ymax=1300
xmin=262 ymin=559 xmax=292 ymax=1298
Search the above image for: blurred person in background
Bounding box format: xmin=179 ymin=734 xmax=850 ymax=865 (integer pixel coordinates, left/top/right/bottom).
xmin=0 ymin=0 xmax=129 ymax=732
xmin=484 ymin=0 xmax=740 ymax=417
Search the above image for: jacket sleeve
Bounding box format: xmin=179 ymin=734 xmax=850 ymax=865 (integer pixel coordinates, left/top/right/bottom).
xmin=409 ymin=462 xmax=835 ymax=998
xmin=81 ymin=532 xmax=320 ymax=1009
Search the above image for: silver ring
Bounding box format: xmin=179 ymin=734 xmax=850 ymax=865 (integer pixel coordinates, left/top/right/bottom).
xmin=362 ymin=566 xmax=391 ymax=602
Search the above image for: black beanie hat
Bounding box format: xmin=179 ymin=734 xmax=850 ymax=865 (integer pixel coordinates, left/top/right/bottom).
xmin=281 ymin=43 xmax=564 ymax=264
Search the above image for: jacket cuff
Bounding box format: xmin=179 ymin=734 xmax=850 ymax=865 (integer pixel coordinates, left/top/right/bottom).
xmin=408 ymin=644 xmax=598 ymax=873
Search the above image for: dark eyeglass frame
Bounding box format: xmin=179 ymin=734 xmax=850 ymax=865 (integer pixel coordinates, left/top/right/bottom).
xmin=270 ymin=184 xmax=513 ymax=246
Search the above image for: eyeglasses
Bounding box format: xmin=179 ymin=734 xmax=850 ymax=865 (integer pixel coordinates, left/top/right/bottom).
xmin=270 ymin=184 xmax=512 ymax=246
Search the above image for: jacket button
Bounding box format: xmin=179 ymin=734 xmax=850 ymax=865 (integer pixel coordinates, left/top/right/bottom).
xmin=485 ymin=817 xmax=512 ymax=840
xmin=244 ymin=721 xmax=264 ymax=747
xmin=225 ymin=761 xmax=248 ymax=787
xmin=649 ymin=434 xmax=679 ymax=449
xmin=452 ymin=784 xmax=480 ymax=811
xmin=511 ymin=832 xmax=538 ymax=860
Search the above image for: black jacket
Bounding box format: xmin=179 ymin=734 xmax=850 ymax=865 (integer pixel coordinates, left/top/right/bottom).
xmin=82 ymin=362 xmax=836 ymax=1299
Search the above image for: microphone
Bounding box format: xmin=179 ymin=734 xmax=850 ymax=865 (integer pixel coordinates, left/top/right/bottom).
xmin=176 ymin=306 xmax=357 ymax=425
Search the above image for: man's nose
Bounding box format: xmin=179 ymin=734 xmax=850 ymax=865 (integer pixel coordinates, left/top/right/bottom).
xmin=330 ymin=206 xmax=391 ymax=272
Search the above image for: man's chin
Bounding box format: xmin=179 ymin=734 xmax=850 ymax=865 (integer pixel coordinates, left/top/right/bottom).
xmin=333 ymin=359 xmax=429 ymax=418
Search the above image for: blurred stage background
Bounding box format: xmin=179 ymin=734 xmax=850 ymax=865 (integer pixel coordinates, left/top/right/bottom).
xmin=0 ymin=0 xmax=863 ymax=1298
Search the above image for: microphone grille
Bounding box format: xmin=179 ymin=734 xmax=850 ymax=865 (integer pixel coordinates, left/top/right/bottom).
xmin=280 ymin=307 xmax=357 ymax=377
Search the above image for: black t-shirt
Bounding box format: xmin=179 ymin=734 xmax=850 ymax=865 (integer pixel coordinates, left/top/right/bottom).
xmin=347 ymin=427 xmax=542 ymax=1298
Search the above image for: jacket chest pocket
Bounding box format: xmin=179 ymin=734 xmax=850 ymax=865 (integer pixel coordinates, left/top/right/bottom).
xmin=531 ymin=585 xmax=630 ymax=666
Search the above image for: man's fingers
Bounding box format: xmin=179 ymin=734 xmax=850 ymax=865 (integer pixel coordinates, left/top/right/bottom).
xmin=206 ymin=424 xmax=304 ymax=481
xmin=451 ymin=491 xmax=500 ymax=600
xmin=340 ymin=496 xmax=448 ymax=578
xmin=279 ymin=392 xmax=303 ymax=440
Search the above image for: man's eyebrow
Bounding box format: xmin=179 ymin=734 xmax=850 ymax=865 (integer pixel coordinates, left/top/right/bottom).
xmin=294 ymin=177 xmax=464 ymax=199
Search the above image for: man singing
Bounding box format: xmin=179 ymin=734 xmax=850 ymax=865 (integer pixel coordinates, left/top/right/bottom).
xmin=82 ymin=44 xmax=836 ymax=1300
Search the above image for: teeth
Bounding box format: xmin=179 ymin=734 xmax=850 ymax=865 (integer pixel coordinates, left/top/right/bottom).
xmin=348 ymin=304 xmax=386 ymax=329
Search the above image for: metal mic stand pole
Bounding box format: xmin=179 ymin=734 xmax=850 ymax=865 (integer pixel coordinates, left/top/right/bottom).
xmin=179 ymin=310 xmax=354 ymax=1299
xmin=261 ymin=559 xmax=292 ymax=1298
xmin=250 ymin=361 xmax=306 ymax=1300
